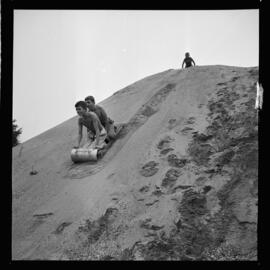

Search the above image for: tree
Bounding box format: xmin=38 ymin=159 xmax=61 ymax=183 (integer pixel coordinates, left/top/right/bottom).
xmin=13 ymin=119 xmax=22 ymax=147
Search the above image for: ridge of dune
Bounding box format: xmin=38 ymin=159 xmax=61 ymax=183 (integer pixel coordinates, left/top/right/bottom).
xmin=12 ymin=65 xmax=258 ymax=260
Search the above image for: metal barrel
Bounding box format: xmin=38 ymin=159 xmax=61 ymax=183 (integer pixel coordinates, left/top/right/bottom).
xmin=71 ymin=148 xmax=98 ymax=163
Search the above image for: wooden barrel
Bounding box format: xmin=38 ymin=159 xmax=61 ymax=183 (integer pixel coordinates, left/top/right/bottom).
xmin=71 ymin=148 xmax=98 ymax=163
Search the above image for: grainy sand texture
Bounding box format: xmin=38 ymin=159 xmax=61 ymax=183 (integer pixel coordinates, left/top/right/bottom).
xmin=12 ymin=65 xmax=258 ymax=260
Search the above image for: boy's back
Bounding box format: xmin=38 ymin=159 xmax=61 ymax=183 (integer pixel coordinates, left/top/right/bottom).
xmin=79 ymin=111 xmax=103 ymax=135
xmin=92 ymin=105 xmax=108 ymax=128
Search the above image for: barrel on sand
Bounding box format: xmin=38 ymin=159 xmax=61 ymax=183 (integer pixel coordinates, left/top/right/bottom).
xmin=70 ymin=124 xmax=124 ymax=163
xmin=71 ymin=148 xmax=98 ymax=163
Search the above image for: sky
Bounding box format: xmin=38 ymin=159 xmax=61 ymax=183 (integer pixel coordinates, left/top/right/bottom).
xmin=13 ymin=10 xmax=259 ymax=143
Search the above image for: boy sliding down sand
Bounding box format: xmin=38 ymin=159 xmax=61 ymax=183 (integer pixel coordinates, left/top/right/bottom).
xmin=84 ymin=95 xmax=116 ymax=142
xmin=74 ymin=101 xmax=107 ymax=150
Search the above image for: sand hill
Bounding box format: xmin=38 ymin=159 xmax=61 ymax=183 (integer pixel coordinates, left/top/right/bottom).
xmin=12 ymin=65 xmax=258 ymax=260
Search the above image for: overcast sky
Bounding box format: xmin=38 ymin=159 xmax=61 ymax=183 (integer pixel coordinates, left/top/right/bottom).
xmin=13 ymin=10 xmax=259 ymax=143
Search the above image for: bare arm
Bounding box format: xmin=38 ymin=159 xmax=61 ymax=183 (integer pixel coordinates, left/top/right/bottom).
xmin=76 ymin=119 xmax=83 ymax=148
xmin=100 ymin=107 xmax=110 ymax=133
xmin=92 ymin=116 xmax=100 ymax=148
xmin=192 ymin=58 xmax=196 ymax=66
xmin=182 ymin=59 xmax=185 ymax=69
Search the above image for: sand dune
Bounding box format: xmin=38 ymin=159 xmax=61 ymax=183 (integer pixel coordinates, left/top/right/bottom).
xmin=12 ymin=65 xmax=258 ymax=260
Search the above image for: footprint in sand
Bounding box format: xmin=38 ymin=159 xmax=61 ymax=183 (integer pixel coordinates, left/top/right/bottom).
xmin=160 ymin=148 xmax=174 ymax=155
xmin=28 ymin=212 xmax=54 ymax=233
xmin=181 ymin=126 xmax=194 ymax=135
xmin=172 ymin=185 xmax=194 ymax=193
xmin=139 ymin=185 xmax=150 ymax=193
xmin=140 ymin=161 xmax=159 ymax=177
xmin=168 ymin=119 xmax=176 ymax=125
xmin=185 ymin=117 xmax=196 ymax=125
xmin=167 ymin=154 xmax=188 ymax=168
xmin=168 ymin=119 xmax=178 ymax=129
xmin=216 ymin=82 xmax=227 ymax=86
xmin=140 ymin=218 xmax=164 ymax=230
xmin=157 ymin=136 xmax=173 ymax=150
xmin=145 ymin=200 xmax=160 ymax=207
xmin=192 ymin=133 xmax=213 ymax=142
xmin=231 ymin=76 xmax=240 ymax=82
xmin=110 ymin=191 xmax=125 ymax=202
xmin=195 ymin=176 xmax=208 ymax=186
xmin=203 ymin=185 xmax=212 ymax=194
xmin=157 ymin=136 xmax=176 ymax=156
xmin=54 ymin=222 xmax=72 ymax=234
xmin=151 ymin=186 xmax=164 ymax=197
xmin=33 ymin=212 xmax=54 ymax=218
xmin=161 ymin=168 xmax=182 ymax=189
xmin=107 ymin=173 xmax=115 ymax=179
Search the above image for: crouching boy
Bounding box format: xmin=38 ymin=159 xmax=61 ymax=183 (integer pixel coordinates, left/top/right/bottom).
xmin=74 ymin=101 xmax=107 ymax=150
xmin=84 ymin=95 xmax=116 ymax=142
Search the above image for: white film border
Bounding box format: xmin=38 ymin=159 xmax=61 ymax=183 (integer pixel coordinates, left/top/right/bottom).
xmin=255 ymin=82 xmax=263 ymax=110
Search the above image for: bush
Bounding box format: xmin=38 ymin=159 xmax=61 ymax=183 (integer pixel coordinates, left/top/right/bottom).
xmin=13 ymin=119 xmax=22 ymax=147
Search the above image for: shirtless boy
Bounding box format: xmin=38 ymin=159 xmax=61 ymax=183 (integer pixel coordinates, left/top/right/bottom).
xmin=74 ymin=101 xmax=107 ymax=149
xmin=84 ymin=95 xmax=116 ymax=141
xmin=182 ymin=52 xmax=196 ymax=69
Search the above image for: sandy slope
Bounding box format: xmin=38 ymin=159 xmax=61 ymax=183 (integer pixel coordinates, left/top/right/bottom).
xmin=12 ymin=65 xmax=258 ymax=260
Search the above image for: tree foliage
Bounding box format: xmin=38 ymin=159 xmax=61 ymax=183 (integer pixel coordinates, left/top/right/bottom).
xmin=13 ymin=119 xmax=22 ymax=147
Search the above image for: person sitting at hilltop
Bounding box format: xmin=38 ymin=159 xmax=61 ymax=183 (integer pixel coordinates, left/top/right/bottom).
xmin=74 ymin=101 xmax=107 ymax=149
xmin=84 ymin=95 xmax=116 ymax=142
xmin=182 ymin=52 xmax=196 ymax=69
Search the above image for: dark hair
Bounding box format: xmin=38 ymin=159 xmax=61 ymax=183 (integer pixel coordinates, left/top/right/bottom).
xmin=85 ymin=95 xmax=95 ymax=104
xmin=75 ymin=101 xmax=87 ymax=110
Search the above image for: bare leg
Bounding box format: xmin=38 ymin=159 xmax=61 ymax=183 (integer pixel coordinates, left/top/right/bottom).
xmin=107 ymin=123 xmax=117 ymax=140
xmin=83 ymin=130 xmax=94 ymax=148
